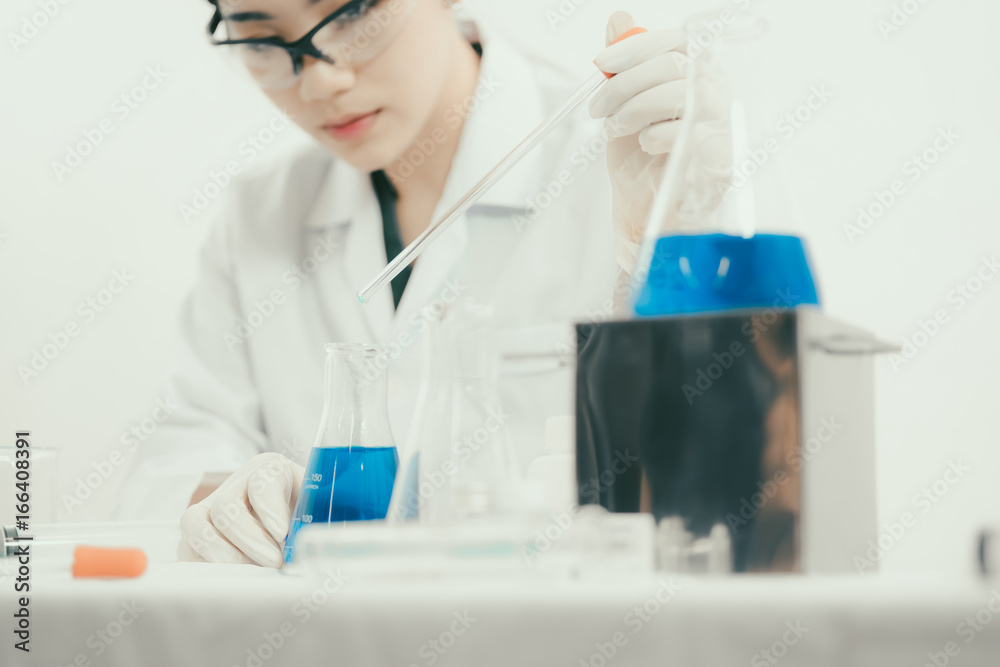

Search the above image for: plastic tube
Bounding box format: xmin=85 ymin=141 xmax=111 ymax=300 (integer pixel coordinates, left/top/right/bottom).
xmin=1 ymin=521 xmax=178 ymax=572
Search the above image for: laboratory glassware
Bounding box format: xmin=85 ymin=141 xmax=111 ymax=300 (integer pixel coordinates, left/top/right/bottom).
xmin=387 ymin=302 xmax=519 ymax=524
xmin=630 ymin=11 xmax=819 ymax=316
xmin=386 ymin=314 xmax=453 ymax=524
xmin=292 ymin=505 xmax=658 ymax=580
xmin=573 ymin=13 xmax=887 ymax=573
xmin=656 ymin=517 xmax=732 ymax=574
xmin=284 ymin=343 xmax=399 ymax=563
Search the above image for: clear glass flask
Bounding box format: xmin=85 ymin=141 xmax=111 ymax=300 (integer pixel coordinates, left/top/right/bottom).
xmin=630 ymin=11 xmax=820 ymax=316
xmin=388 ymin=303 xmax=519 ymax=524
xmin=284 ymin=343 xmax=399 ymax=563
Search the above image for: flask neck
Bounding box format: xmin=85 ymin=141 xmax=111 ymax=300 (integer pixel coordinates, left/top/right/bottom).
xmin=320 ymin=344 xmax=394 ymax=448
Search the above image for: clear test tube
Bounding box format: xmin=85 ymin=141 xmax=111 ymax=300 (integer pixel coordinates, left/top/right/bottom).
xmin=1 ymin=521 xmax=179 ymax=566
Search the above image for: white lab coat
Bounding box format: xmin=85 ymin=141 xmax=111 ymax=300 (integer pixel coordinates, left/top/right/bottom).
xmin=117 ymin=19 xmax=622 ymax=520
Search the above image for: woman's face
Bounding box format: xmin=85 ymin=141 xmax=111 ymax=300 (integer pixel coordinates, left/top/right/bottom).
xmin=217 ymin=0 xmax=460 ymax=172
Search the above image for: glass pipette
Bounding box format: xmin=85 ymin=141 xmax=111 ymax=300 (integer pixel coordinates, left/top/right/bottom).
xmin=357 ymin=27 xmax=648 ymax=304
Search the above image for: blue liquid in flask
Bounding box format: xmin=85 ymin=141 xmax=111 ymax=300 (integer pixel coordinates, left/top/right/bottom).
xmin=284 ymin=445 xmax=399 ymax=563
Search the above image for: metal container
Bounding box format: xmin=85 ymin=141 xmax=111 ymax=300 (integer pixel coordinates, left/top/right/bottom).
xmin=575 ymin=308 xmax=890 ymax=573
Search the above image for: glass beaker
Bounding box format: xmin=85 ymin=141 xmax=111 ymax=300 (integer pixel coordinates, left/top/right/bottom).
xmin=283 ymin=343 xmax=399 ymax=563
xmin=388 ymin=314 xmax=453 ymax=524
xmin=388 ymin=303 xmax=519 ymax=524
xmin=630 ymin=11 xmax=820 ymax=317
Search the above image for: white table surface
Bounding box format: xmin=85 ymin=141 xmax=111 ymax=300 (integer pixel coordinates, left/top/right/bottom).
xmin=4 ymin=553 xmax=1000 ymax=667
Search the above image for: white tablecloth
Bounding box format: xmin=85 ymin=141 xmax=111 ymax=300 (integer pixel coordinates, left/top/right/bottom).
xmin=4 ymin=553 xmax=1000 ymax=667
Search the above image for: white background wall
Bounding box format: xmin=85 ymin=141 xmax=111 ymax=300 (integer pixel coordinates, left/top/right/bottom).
xmin=1 ymin=0 xmax=997 ymax=574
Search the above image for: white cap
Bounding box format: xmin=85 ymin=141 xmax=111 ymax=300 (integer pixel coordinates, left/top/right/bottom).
xmin=545 ymin=416 xmax=575 ymax=455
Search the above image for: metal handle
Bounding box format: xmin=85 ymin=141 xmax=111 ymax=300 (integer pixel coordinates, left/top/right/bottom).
xmin=808 ymin=335 xmax=900 ymax=355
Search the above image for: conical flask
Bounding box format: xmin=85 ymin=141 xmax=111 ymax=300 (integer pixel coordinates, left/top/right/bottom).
xmin=387 ymin=314 xmax=452 ymax=524
xmin=447 ymin=303 xmax=521 ymax=518
xmin=387 ymin=302 xmax=519 ymax=524
xmin=631 ymin=11 xmax=820 ymax=317
xmin=284 ymin=343 xmax=399 ymax=563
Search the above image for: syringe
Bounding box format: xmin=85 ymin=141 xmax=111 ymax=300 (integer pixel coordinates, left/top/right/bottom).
xmin=357 ymin=27 xmax=648 ymax=304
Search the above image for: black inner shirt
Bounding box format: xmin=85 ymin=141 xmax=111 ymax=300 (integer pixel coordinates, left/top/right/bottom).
xmin=371 ymin=42 xmax=483 ymax=311
xmin=370 ymin=169 xmax=410 ymax=310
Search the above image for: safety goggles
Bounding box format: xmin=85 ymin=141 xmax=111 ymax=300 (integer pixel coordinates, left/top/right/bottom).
xmin=207 ymin=0 xmax=417 ymax=90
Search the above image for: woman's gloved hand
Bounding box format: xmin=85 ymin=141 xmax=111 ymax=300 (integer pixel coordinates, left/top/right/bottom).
xmin=178 ymin=452 xmax=305 ymax=568
xmin=589 ymin=11 xmax=689 ymax=272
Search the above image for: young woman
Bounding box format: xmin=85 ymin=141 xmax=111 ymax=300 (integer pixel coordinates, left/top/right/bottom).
xmin=118 ymin=0 xmax=688 ymax=567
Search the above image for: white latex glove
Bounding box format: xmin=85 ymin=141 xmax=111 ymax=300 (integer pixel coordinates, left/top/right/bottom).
xmin=589 ymin=11 xmax=689 ymax=272
xmin=177 ymin=452 xmax=305 ymax=568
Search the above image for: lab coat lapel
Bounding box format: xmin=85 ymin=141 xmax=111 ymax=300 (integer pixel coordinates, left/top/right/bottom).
xmin=390 ymin=24 xmax=547 ymax=334
xmin=305 ymin=158 xmax=394 ymax=342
